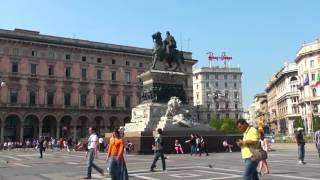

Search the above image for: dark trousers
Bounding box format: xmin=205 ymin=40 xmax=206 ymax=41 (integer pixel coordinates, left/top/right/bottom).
xmin=190 ymin=145 xmax=196 ymax=155
xmin=39 ymin=147 xmax=44 ymax=158
xmin=200 ymin=146 xmax=209 ymax=156
xmin=86 ymin=149 xmax=103 ymax=178
xmin=244 ymin=158 xmax=259 ymax=180
xmin=298 ymin=145 xmax=305 ymax=161
xmin=316 ymin=144 xmax=320 ymax=159
xmin=150 ymin=150 xmax=166 ymax=171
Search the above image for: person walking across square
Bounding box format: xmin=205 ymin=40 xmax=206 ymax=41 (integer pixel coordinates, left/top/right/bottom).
xmin=150 ymin=128 xmax=166 ymax=172
xmin=236 ymin=119 xmax=259 ymax=180
xmin=83 ymin=127 xmax=104 ymax=179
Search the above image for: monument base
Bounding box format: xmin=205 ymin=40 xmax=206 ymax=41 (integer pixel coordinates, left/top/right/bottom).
xmin=106 ymin=130 xmax=241 ymax=154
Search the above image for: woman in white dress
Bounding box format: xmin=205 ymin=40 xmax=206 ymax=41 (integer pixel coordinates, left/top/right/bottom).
xmin=258 ymin=133 xmax=270 ymax=175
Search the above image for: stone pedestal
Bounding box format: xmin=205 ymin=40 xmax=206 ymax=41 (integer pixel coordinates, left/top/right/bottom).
xmin=140 ymin=70 xmax=188 ymax=103
xmin=120 ymin=70 xmax=231 ymax=154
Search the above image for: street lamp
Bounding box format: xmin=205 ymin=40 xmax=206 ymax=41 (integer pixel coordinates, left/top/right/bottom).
xmin=195 ymin=100 xmax=200 ymax=123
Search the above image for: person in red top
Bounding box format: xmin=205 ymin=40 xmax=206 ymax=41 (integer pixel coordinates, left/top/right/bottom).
xmin=106 ymin=129 xmax=128 ymax=180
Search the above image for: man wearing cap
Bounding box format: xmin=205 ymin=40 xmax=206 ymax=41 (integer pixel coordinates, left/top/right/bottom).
xmin=295 ymin=127 xmax=306 ymax=164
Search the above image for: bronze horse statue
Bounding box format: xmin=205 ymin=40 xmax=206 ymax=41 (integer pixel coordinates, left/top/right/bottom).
xmin=150 ymin=32 xmax=184 ymax=71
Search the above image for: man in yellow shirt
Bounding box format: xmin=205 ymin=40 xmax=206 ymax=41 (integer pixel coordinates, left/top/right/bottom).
xmin=236 ymin=119 xmax=259 ymax=180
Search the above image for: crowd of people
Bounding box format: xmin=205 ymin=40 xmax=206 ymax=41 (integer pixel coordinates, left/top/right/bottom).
xmin=2 ymin=122 xmax=320 ymax=180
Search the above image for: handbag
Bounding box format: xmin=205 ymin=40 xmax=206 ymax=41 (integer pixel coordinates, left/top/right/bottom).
xmin=250 ymin=145 xmax=268 ymax=161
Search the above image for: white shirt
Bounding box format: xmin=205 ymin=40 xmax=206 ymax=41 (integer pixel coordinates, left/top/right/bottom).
xmin=99 ymin=137 xmax=103 ymax=144
xmin=88 ymin=134 xmax=98 ymax=149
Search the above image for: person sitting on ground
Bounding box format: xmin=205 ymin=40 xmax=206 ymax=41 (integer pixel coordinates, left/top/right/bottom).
xmin=174 ymin=139 xmax=184 ymax=154
xmin=222 ymin=139 xmax=233 ymax=152
xmin=125 ymin=140 xmax=134 ymax=154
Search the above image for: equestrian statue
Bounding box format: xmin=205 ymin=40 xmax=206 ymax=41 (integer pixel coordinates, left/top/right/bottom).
xmin=150 ymin=31 xmax=185 ymax=71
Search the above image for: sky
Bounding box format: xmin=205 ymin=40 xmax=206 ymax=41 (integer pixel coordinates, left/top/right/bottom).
xmin=1 ymin=0 xmax=319 ymax=108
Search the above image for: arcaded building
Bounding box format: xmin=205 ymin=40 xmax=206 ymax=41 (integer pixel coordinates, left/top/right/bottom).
xmin=0 ymin=28 xmax=195 ymax=142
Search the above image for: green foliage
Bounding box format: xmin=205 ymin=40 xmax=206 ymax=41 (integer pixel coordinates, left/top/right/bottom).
xmin=313 ymin=116 xmax=320 ymax=132
xmin=209 ymin=116 xmax=240 ymax=134
xmin=294 ymin=116 xmax=305 ymax=129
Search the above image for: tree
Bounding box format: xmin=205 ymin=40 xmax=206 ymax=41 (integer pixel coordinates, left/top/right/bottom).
xmin=209 ymin=116 xmax=240 ymax=134
xmin=313 ymin=116 xmax=320 ymax=132
xmin=294 ymin=116 xmax=305 ymax=130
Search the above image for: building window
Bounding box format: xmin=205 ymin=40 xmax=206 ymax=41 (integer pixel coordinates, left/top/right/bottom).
xmin=139 ymin=62 xmax=143 ymax=68
xmin=235 ymin=113 xmax=239 ymax=119
xmin=234 ymin=82 xmax=237 ymax=88
xmin=65 ymin=54 xmax=71 ymax=60
xmin=206 ymin=74 xmax=209 ymax=80
xmin=233 ymin=74 xmax=237 ymax=79
xmin=235 ymin=103 xmax=238 ymax=109
xmin=312 ymin=73 xmax=316 ymax=81
xmin=216 ymin=102 xmax=219 ymax=109
xmin=82 ymin=56 xmax=86 ymax=62
xmin=111 ymin=95 xmax=117 ymax=108
xmin=65 ymin=67 xmax=71 ymax=78
xmin=10 ymin=91 xmax=18 ymax=104
xmin=216 ymin=113 xmax=220 ymax=119
xmin=81 ymin=68 xmax=87 ymax=80
xmin=125 ymin=72 xmax=131 ymax=82
xmin=225 ymin=91 xmax=228 ymax=98
xmin=97 ymin=69 xmax=103 ymax=80
xmin=234 ymin=92 xmax=238 ymax=99
xmin=312 ymin=88 xmax=317 ymax=97
xmin=31 ymin=50 xmax=37 ymax=57
xmin=112 ymin=59 xmax=116 ymax=65
xmin=206 ymin=82 xmax=209 ymax=89
xmin=64 ymin=93 xmax=71 ymax=106
xmin=30 ymin=64 xmax=37 ymax=76
xmin=125 ymin=96 xmax=131 ymax=108
xmin=225 ymin=82 xmax=228 ymax=88
xmin=96 ymin=95 xmax=103 ymax=108
xmin=47 ymin=92 xmax=54 ymax=105
xmin=310 ymin=60 xmax=315 ymax=68
xmin=80 ymin=94 xmax=87 ymax=107
xmin=48 ymin=65 xmax=54 ymax=77
xmin=111 ymin=71 xmax=117 ymax=81
xmin=224 ymin=74 xmax=227 ymax=80
xmin=226 ymin=113 xmax=229 ymax=118
xmin=215 ymin=82 xmax=219 ymax=88
xmin=12 ymin=48 xmax=19 ymax=56
xmin=125 ymin=61 xmax=130 ymax=66
xmin=215 ymin=74 xmax=218 ymax=79
xmin=29 ymin=91 xmax=36 ymax=105
xmin=225 ymin=102 xmax=229 ymax=109
xmin=97 ymin=58 xmax=102 ymax=63
xmin=48 ymin=52 xmax=54 ymax=59
xmin=12 ymin=62 xmax=18 ymax=73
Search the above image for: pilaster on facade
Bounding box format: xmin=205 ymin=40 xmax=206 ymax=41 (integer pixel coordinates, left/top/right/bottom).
xmin=0 ymin=28 xmax=197 ymax=142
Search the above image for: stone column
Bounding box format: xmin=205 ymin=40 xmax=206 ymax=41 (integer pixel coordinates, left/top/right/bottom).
xmin=73 ymin=126 xmax=77 ymax=141
xmin=56 ymin=124 xmax=60 ymax=139
xmin=1 ymin=124 xmax=4 ymax=143
xmin=38 ymin=121 xmax=43 ymax=138
xmin=307 ymin=113 xmax=313 ymax=134
xmin=288 ymin=119 xmax=294 ymax=136
xmin=20 ymin=127 xmax=23 ymax=142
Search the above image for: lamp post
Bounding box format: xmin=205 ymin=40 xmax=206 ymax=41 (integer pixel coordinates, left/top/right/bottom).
xmin=196 ymin=100 xmax=200 ymax=122
xmin=0 ymin=78 xmax=6 ymax=144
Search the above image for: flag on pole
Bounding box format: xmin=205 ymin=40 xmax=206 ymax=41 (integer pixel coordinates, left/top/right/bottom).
xmin=304 ymin=74 xmax=309 ymax=86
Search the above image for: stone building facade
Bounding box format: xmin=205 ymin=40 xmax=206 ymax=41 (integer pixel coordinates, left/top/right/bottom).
xmin=265 ymin=63 xmax=300 ymax=135
xmin=0 ymin=28 xmax=196 ymax=142
xmin=193 ymin=66 xmax=243 ymax=123
xmin=295 ymin=40 xmax=320 ymax=134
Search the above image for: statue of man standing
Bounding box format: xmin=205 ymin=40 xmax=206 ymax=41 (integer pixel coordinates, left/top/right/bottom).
xmin=164 ymin=31 xmax=177 ymax=58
